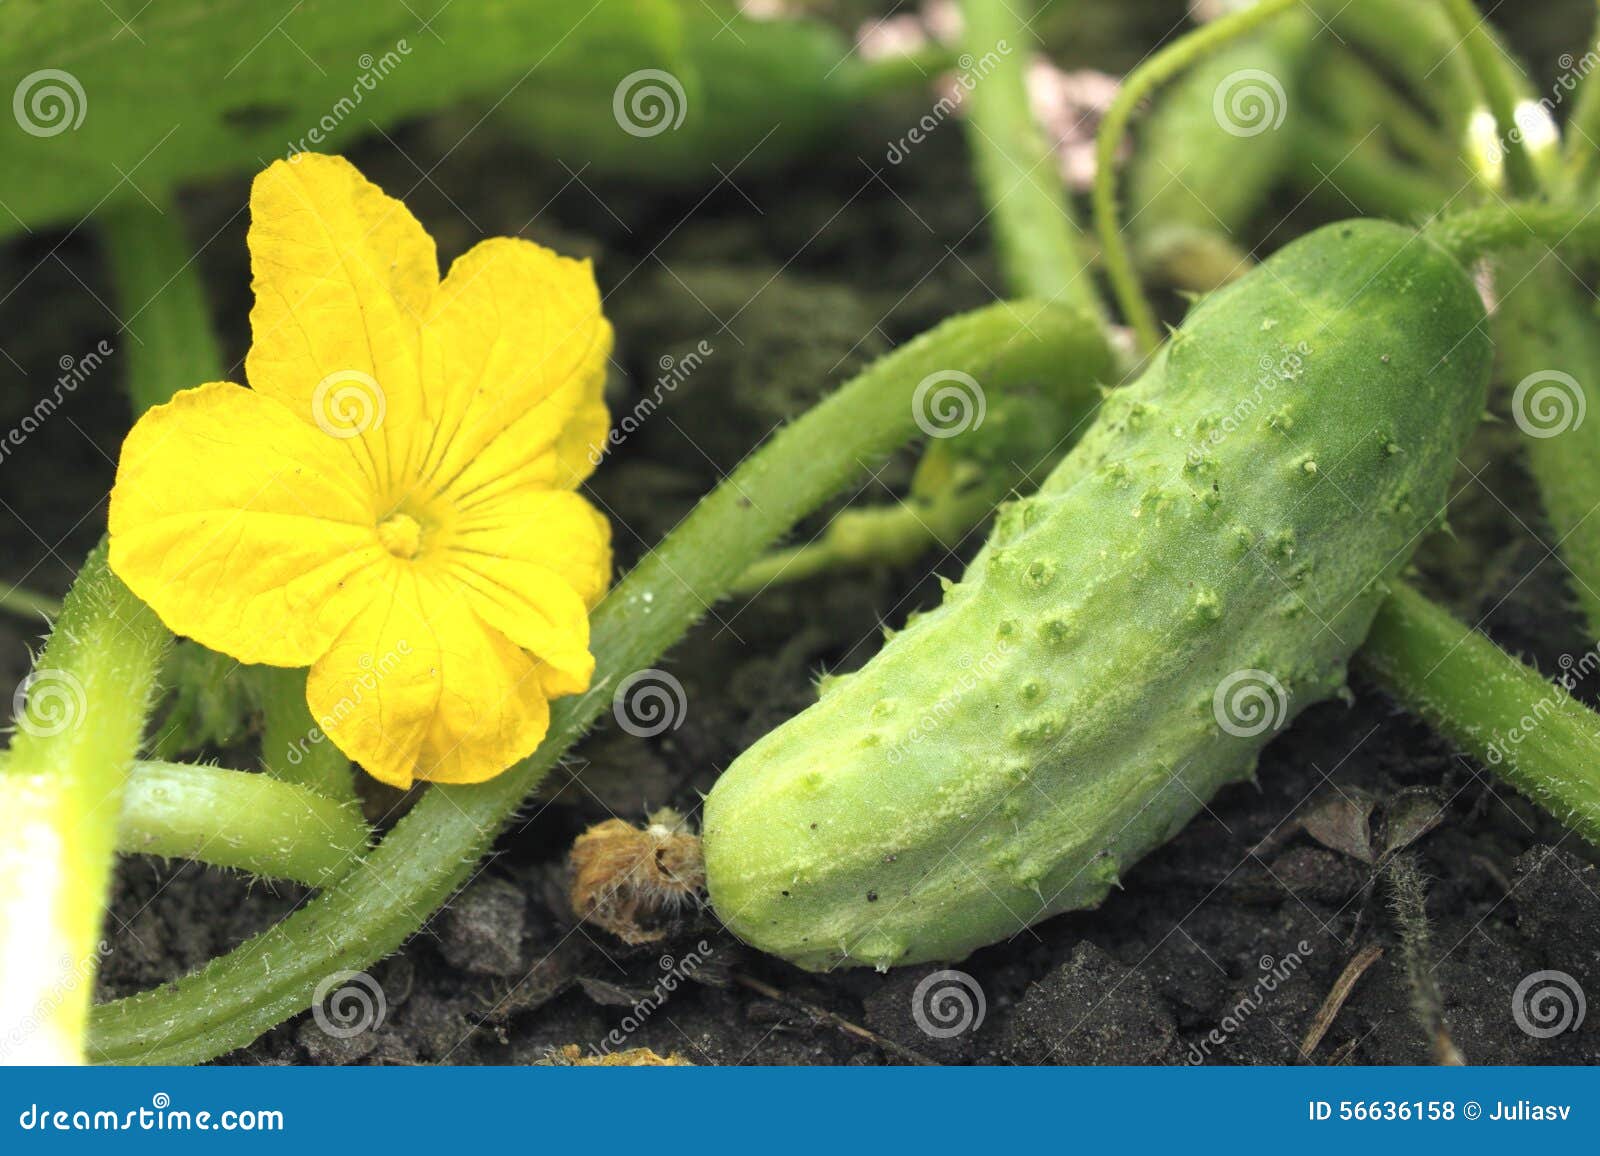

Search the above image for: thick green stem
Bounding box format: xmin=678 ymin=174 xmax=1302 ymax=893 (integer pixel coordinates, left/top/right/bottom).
xmin=257 ymin=667 xmax=356 ymax=805
xmin=1440 ymin=0 xmax=1540 ymax=196
xmin=1359 ymin=583 xmax=1600 ymax=847
xmin=1425 ymin=201 xmax=1600 ymax=264
xmin=961 ymin=0 xmax=1103 ymax=314
xmin=88 ymin=300 xmax=1100 ymax=1064
xmin=0 ymin=546 xmax=169 ymax=1063
xmin=1094 ymin=0 xmax=1300 ymax=351
xmin=118 ymin=761 xmax=368 ymax=887
xmin=99 ymin=201 xmax=224 ymax=417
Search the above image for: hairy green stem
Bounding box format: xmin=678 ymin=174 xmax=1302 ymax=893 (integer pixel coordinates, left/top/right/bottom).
xmin=1425 ymin=201 xmax=1600 ymax=264
xmin=99 ymin=202 xmax=224 ymax=417
xmin=88 ymin=300 xmax=1101 ymax=1064
xmin=1094 ymin=0 xmax=1300 ymax=351
xmin=1360 ymin=583 xmax=1600 ymax=848
xmin=0 ymin=546 xmax=169 ymax=1063
xmin=1439 ymin=0 xmax=1539 ymax=195
xmin=257 ymin=667 xmax=356 ymax=805
xmin=118 ymin=761 xmax=368 ymax=887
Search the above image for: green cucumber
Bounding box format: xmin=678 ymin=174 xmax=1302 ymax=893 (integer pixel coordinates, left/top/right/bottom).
xmin=703 ymin=219 xmax=1491 ymax=970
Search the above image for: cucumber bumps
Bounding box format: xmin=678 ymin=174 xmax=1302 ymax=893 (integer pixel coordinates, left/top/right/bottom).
xmin=702 ymin=220 xmax=1491 ymax=970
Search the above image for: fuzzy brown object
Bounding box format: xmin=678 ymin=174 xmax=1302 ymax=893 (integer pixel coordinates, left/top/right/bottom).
xmin=567 ymin=808 xmax=705 ymax=944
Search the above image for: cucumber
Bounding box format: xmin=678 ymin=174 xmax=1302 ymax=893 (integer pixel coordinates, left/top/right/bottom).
xmin=702 ymin=219 xmax=1491 ymax=970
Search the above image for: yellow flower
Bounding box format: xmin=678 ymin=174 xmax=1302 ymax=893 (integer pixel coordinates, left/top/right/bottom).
xmin=107 ymin=153 xmax=613 ymax=788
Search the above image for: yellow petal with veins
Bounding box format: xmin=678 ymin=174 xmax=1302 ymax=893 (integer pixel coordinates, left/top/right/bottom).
xmin=245 ymin=153 xmax=438 ymax=495
xmin=307 ymin=569 xmax=551 ymax=788
xmin=107 ymin=382 xmax=389 ymax=666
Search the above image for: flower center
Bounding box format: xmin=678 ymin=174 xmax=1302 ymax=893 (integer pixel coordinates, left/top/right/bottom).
xmin=378 ymin=512 xmax=424 ymax=560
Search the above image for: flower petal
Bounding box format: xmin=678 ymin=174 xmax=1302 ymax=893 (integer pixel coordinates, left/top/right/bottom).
xmin=417 ymin=237 xmax=611 ymax=507
xmin=108 ymin=382 xmax=389 ymax=666
xmin=451 ymin=489 xmax=612 ymax=609
xmin=307 ymin=569 xmax=551 ymax=788
xmin=245 ymin=153 xmax=438 ymax=495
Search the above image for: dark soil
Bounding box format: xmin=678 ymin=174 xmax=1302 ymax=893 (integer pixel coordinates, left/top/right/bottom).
xmin=2 ymin=4 xmax=1597 ymax=1066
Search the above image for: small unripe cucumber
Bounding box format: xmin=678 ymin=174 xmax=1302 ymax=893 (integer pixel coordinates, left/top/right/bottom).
xmin=703 ymin=220 xmax=1490 ymax=970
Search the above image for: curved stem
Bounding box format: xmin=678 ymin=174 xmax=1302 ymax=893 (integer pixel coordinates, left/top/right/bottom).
xmin=1440 ymin=0 xmax=1539 ymax=196
xmin=0 ymin=546 xmax=169 ymax=1064
xmin=1094 ymin=0 xmax=1300 ymax=351
xmin=1359 ymin=583 xmax=1600 ymax=847
xmin=88 ymin=300 xmax=1099 ymax=1065
xmin=118 ymin=761 xmax=369 ymax=887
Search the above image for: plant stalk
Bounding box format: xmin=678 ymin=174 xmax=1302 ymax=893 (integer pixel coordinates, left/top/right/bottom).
xmin=1359 ymin=583 xmax=1600 ymax=847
